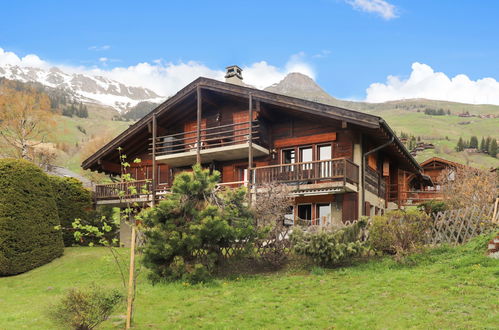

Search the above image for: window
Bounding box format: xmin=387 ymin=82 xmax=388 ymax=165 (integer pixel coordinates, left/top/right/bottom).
xmin=316 ymin=203 xmax=331 ymax=225
xmin=282 ymin=149 xmax=296 ymax=172
xmin=317 ymin=145 xmax=332 ymax=177
xmin=317 ymin=145 xmax=332 ymax=160
xmin=300 ymin=147 xmax=313 ymax=170
xmin=282 ymin=149 xmax=295 ymax=164
xmin=297 ymin=204 xmax=312 ymax=221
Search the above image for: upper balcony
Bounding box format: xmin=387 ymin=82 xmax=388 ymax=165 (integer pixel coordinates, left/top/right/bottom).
xmin=152 ymin=120 xmax=269 ymax=167
xmin=251 ymin=158 xmax=359 ymax=195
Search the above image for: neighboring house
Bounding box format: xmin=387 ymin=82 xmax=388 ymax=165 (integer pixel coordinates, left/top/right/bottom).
xmin=82 ymin=66 xmax=424 ymax=226
xmin=400 ymin=157 xmax=468 ymax=205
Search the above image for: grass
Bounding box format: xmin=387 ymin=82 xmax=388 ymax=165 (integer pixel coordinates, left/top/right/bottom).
xmin=1 ymin=236 xmax=498 ymax=329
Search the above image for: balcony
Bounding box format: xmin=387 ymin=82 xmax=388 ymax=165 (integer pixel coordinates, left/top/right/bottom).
xmin=152 ymin=120 xmax=269 ymax=167
xmin=94 ymin=180 xmax=170 ymax=205
xmin=365 ymin=167 xmax=386 ymax=198
xmin=251 ymin=158 xmax=359 ymax=194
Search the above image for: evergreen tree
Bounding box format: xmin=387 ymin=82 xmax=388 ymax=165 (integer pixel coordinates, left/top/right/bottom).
xmin=469 ymin=136 xmax=478 ymax=149
xmin=456 ymin=137 xmax=464 ymax=152
xmin=480 ymin=137 xmax=486 ymax=152
xmin=489 ymin=139 xmax=498 ymax=158
xmin=485 ymin=137 xmax=492 ymax=153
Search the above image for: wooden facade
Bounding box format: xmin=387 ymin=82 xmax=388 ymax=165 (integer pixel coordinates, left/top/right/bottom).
xmin=394 ymin=157 xmax=469 ymax=205
xmin=83 ymin=77 xmax=424 ymax=224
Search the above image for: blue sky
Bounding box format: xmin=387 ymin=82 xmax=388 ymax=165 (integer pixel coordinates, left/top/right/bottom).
xmin=1 ymin=0 xmax=499 ymax=103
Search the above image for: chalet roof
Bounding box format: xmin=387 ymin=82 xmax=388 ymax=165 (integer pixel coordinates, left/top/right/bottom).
xmin=420 ymin=157 xmax=467 ymax=169
xmin=82 ymin=77 xmax=422 ymax=173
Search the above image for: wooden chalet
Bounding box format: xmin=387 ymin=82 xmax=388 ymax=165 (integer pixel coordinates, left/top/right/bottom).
xmin=398 ymin=157 xmax=468 ymax=205
xmin=82 ymin=66 xmax=424 ymax=225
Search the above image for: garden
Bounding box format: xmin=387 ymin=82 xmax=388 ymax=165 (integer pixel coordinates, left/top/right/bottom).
xmin=0 ymin=158 xmax=498 ymax=329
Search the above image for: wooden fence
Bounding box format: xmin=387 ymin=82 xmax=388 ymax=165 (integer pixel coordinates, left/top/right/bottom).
xmin=426 ymin=204 xmax=498 ymax=245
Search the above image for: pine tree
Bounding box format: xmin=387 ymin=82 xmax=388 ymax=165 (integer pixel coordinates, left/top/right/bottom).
xmin=469 ymin=136 xmax=478 ymax=149
xmin=489 ymin=139 xmax=498 ymax=158
xmin=456 ymin=137 xmax=464 ymax=152
xmin=485 ymin=137 xmax=491 ymax=153
xmin=480 ymin=137 xmax=486 ymax=152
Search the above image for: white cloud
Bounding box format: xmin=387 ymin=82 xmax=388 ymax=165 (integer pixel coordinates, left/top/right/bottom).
xmin=346 ymin=0 xmax=397 ymax=20
xmin=89 ymin=45 xmax=111 ymax=51
xmin=0 ymin=47 xmax=315 ymax=97
xmin=313 ymin=50 xmax=332 ymax=59
xmin=366 ymin=62 xmax=499 ymax=105
xmin=243 ymin=52 xmax=316 ymax=89
xmin=0 ymin=48 xmax=49 ymax=68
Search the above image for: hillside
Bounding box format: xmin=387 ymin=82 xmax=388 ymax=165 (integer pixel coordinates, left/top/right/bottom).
xmin=266 ymin=73 xmax=499 ymax=169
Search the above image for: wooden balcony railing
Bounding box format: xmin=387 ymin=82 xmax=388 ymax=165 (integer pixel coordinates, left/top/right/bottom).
xmin=251 ymin=158 xmax=359 ymax=186
xmin=150 ymin=120 xmax=266 ymax=157
xmin=365 ymin=167 xmax=386 ymax=198
xmin=94 ymin=180 xmax=170 ymax=201
xmin=389 ymin=189 xmax=444 ymax=205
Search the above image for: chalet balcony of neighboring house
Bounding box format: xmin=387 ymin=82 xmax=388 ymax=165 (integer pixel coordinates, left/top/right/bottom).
xmin=152 ymin=120 xmax=269 ymax=167
xmin=251 ymin=158 xmax=360 ymax=196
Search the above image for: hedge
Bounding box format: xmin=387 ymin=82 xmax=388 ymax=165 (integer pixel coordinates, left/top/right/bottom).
xmin=49 ymin=176 xmax=93 ymax=246
xmin=0 ymin=158 xmax=63 ymax=275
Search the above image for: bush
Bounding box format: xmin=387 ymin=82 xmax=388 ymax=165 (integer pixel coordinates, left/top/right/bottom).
xmin=418 ymin=200 xmax=447 ymax=215
xmin=49 ymin=176 xmax=93 ymax=246
xmin=0 ymin=158 xmax=63 ymax=275
xmin=368 ymin=209 xmax=431 ymax=256
xmin=290 ymin=220 xmax=368 ymax=267
xmin=141 ymin=165 xmax=257 ymax=284
xmin=48 ymin=285 xmax=123 ymax=330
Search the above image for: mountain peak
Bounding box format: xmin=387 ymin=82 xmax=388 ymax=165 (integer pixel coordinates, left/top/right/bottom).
xmin=264 ymin=72 xmax=337 ymax=104
xmin=0 ymin=64 xmax=164 ymax=112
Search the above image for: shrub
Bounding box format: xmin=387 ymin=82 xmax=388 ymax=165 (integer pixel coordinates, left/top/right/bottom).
xmin=0 ymin=158 xmax=63 ymax=275
xmin=290 ymin=219 xmax=368 ymax=267
xmin=141 ymin=165 xmax=257 ymax=283
xmin=418 ymin=200 xmax=447 ymax=215
xmin=49 ymin=176 xmax=93 ymax=246
xmin=368 ymin=209 xmax=431 ymax=256
xmin=48 ymin=285 xmax=123 ymax=330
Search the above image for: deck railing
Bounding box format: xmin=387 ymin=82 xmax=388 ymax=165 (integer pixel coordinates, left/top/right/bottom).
xmin=95 ymin=180 xmax=151 ymax=200
xmin=365 ymin=167 xmax=386 ymax=198
xmin=251 ymin=158 xmax=359 ymax=186
xmin=396 ymin=190 xmax=444 ymax=205
xmin=150 ymin=120 xmax=264 ymax=157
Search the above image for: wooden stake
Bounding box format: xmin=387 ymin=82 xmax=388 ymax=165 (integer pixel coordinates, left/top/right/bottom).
xmin=196 ymin=86 xmax=202 ymax=164
xmin=151 ymin=114 xmax=157 ymax=207
xmin=125 ymin=224 xmax=136 ymax=329
xmin=493 ymin=198 xmax=499 ymax=223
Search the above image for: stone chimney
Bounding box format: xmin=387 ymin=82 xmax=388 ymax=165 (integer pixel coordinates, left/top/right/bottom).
xmin=225 ymin=65 xmax=243 ymax=85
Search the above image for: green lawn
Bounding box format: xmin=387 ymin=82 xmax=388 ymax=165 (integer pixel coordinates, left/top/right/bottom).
xmin=1 ymin=239 xmax=498 ymax=329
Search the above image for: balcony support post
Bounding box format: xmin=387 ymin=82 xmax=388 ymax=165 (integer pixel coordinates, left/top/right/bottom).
xmin=248 ymin=93 xmax=253 ymax=205
xmin=196 ymin=86 xmax=202 ymax=164
xmin=151 ymin=113 xmax=157 ymax=206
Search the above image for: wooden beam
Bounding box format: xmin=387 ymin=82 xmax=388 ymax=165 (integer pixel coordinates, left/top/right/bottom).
xmin=248 ymin=93 xmax=253 ymax=188
xmin=196 ymin=86 xmax=202 ymax=164
xmin=151 ymin=113 xmax=157 ymax=206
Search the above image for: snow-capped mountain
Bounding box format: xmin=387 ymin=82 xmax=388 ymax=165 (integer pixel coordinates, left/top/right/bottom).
xmin=0 ymin=64 xmax=165 ymax=112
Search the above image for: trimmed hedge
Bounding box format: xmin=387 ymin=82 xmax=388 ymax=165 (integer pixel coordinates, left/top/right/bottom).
xmin=0 ymin=158 xmax=63 ymax=275
xmin=49 ymin=176 xmax=93 ymax=246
